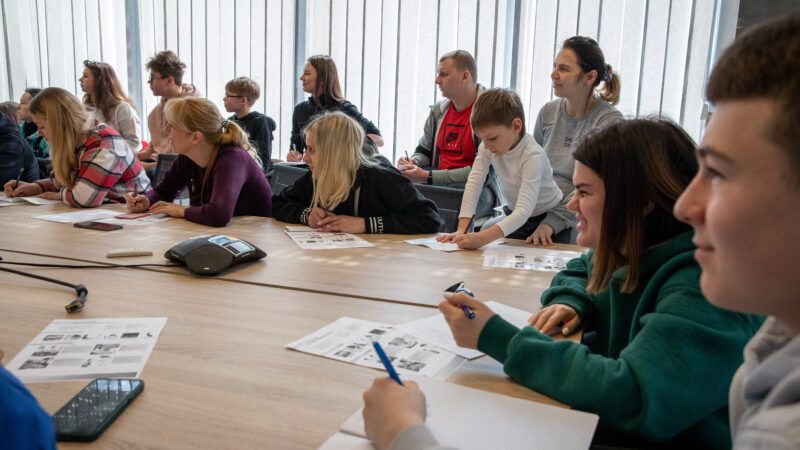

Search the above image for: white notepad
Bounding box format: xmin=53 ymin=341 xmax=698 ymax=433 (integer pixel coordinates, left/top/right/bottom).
xmin=330 ymin=377 xmax=598 ymax=450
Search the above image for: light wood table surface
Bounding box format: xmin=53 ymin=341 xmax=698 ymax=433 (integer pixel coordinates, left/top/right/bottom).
xmin=0 ymin=203 xmax=585 ymax=312
xmin=0 ymin=255 xmax=564 ymax=449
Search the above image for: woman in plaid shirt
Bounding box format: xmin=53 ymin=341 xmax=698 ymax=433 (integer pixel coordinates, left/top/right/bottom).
xmin=3 ymin=88 xmax=151 ymax=207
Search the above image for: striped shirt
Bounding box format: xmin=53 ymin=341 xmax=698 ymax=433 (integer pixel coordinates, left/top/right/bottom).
xmin=36 ymin=124 xmax=151 ymax=207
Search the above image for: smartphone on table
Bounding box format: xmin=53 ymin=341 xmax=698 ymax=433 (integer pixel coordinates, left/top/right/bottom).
xmin=53 ymin=378 xmax=144 ymax=442
xmin=73 ymin=221 xmax=123 ymax=231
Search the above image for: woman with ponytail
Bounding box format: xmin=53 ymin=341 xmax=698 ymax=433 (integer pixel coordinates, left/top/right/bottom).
xmin=125 ymin=97 xmax=271 ymax=227
xmin=3 ymin=87 xmax=150 ymax=207
xmin=527 ymin=36 xmax=624 ymax=246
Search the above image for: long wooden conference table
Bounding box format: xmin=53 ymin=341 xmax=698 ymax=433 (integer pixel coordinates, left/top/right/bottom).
xmin=0 ymin=202 xmax=585 ymax=449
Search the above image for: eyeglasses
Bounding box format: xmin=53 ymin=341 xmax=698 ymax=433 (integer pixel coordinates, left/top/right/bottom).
xmin=224 ymin=93 xmax=245 ymax=99
xmin=84 ymin=59 xmax=99 ymax=68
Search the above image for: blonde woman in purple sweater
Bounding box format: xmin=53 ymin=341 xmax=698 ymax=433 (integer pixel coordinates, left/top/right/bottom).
xmin=125 ymin=97 xmax=271 ymax=227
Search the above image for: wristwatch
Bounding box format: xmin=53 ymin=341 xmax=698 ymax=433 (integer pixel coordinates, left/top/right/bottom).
xmin=426 ymin=171 xmax=433 ymax=185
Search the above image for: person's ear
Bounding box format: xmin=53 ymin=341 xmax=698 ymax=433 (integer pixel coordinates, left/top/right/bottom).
xmin=191 ymin=131 xmax=204 ymax=143
xmin=584 ymin=69 xmax=598 ymax=87
xmin=511 ymin=117 xmax=524 ymax=133
xmin=644 ymin=200 xmax=655 ymax=216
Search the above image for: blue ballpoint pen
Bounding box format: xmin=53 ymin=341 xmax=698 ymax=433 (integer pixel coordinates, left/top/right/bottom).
xmin=372 ymin=340 xmax=404 ymax=385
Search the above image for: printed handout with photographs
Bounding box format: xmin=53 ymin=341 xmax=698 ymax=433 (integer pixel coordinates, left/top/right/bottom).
xmin=285 ymin=230 xmax=375 ymax=250
xmin=482 ymin=245 xmax=585 ymax=272
xmin=286 ymin=317 xmax=465 ymax=380
xmin=7 ymin=318 xmax=167 ymax=383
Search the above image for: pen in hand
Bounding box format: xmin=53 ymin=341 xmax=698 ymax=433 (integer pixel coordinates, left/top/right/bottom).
xmin=372 ymin=341 xmax=404 ymax=386
xmin=445 ymin=282 xmax=476 ymax=320
xmin=13 ymin=166 xmax=23 ymax=191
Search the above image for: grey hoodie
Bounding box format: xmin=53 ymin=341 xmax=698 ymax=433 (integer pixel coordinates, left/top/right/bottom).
xmin=729 ymin=317 xmax=800 ymax=449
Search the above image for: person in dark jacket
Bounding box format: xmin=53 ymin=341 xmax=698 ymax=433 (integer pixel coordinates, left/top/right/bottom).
xmin=286 ymin=55 xmax=382 ymax=162
xmin=224 ymin=76 xmax=277 ymax=175
xmin=0 ymin=114 xmax=39 ymax=187
xmin=0 ymin=350 xmax=56 ymax=450
xmin=273 ymin=112 xmax=441 ymax=234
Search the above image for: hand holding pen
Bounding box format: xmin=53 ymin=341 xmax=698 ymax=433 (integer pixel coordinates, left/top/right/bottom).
xmin=439 ymin=283 xmax=497 ymax=349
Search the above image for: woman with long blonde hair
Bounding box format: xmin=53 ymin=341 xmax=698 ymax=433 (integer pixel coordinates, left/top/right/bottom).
xmin=80 ymin=60 xmax=143 ymax=153
xmin=125 ymin=97 xmax=271 ymax=227
xmin=272 ymin=111 xmax=441 ymax=234
xmin=3 ymin=88 xmax=150 ymax=207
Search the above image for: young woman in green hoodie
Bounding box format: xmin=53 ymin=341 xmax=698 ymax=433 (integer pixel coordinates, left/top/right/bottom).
xmin=361 ymin=118 xmax=763 ymax=450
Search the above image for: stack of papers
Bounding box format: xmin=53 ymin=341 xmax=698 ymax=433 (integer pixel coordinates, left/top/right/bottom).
xmin=32 ymin=209 xmax=121 ymax=223
xmin=320 ymin=377 xmax=599 ymax=450
xmin=396 ymin=301 xmax=533 ymax=359
xmin=7 ymin=318 xmax=167 ymax=383
xmin=284 ymin=229 xmax=374 ymax=250
xmin=31 ymin=209 xmax=170 ymax=226
xmin=482 ymin=245 xmax=584 ymax=272
xmin=287 ymin=317 xmax=465 ymax=380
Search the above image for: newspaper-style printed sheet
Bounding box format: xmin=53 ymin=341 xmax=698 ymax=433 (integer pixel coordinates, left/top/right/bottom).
xmin=8 ymin=318 xmax=167 ymax=383
xmin=32 ymin=209 xmax=120 ymax=223
xmin=405 ymin=237 xmax=461 ymax=252
xmin=285 ymin=231 xmax=374 ymax=250
xmin=286 ymin=317 xmax=464 ymax=380
xmin=98 ymin=212 xmax=170 ymax=226
xmin=397 ymin=301 xmax=534 ymax=359
xmin=482 ymin=245 xmax=584 ymax=272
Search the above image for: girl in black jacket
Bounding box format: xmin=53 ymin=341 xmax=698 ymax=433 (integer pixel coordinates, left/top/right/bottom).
xmin=272 ymin=112 xmax=442 ymax=234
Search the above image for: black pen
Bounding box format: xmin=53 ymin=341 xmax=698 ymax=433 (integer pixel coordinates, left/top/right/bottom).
xmin=13 ymin=166 xmax=23 ymax=191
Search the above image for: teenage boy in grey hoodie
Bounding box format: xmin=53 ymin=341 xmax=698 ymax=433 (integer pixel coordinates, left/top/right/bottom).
xmin=674 ymin=12 xmax=800 ymax=450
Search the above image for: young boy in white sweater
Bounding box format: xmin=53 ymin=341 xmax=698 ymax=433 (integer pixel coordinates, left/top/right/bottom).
xmin=438 ymin=88 xmax=561 ymax=250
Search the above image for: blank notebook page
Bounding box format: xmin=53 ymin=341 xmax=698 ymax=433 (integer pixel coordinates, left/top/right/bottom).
xmin=340 ymin=377 xmax=598 ymax=450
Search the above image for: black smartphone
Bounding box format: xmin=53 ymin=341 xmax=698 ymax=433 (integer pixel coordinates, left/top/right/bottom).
xmin=73 ymin=221 xmax=123 ymax=231
xmin=53 ymin=378 xmax=144 ymax=442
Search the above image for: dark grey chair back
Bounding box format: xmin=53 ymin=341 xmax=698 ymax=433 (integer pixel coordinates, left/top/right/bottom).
xmin=271 ymin=163 xmax=309 ymax=196
xmin=415 ymin=184 xmax=465 ymax=233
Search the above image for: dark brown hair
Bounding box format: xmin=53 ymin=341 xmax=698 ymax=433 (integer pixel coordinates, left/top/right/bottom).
xmin=145 ymin=50 xmax=186 ymax=85
xmin=439 ymin=50 xmax=478 ymax=82
xmin=706 ymin=13 xmax=800 ymax=176
xmin=307 ymin=55 xmax=344 ymax=105
xmin=574 ymin=117 xmax=697 ymax=293
xmin=470 ymin=88 xmax=525 ymax=134
xmin=562 ymin=36 xmax=620 ymax=105
xmin=0 ymin=101 xmax=18 ymax=123
xmin=82 ymin=60 xmax=137 ymax=120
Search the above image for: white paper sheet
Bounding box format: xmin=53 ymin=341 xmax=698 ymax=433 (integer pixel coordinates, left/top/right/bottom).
xmin=8 ymin=318 xmax=167 ymax=383
xmin=285 ymin=225 xmax=315 ymax=232
xmin=97 ymin=213 xmax=170 ymax=226
xmin=0 ymin=193 xmax=59 ymax=205
xmin=482 ymin=246 xmax=584 ymax=272
xmin=404 ymin=237 xmax=461 ymax=252
xmin=285 ymin=231 xmax=375 ymax=250
xmin=32 ymin=209 xmax=121 ymax=224
xmin=338 ymin=377 xmax=599 ymax=450
xmin=397 ymin=301 xmax=534 ymax=359
xmin=287 ymin=317 xmax=464 ymax=380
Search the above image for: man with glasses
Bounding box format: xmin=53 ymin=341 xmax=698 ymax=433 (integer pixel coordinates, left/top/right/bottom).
xmin=144 ymin=50 xmax=200 ymax=161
